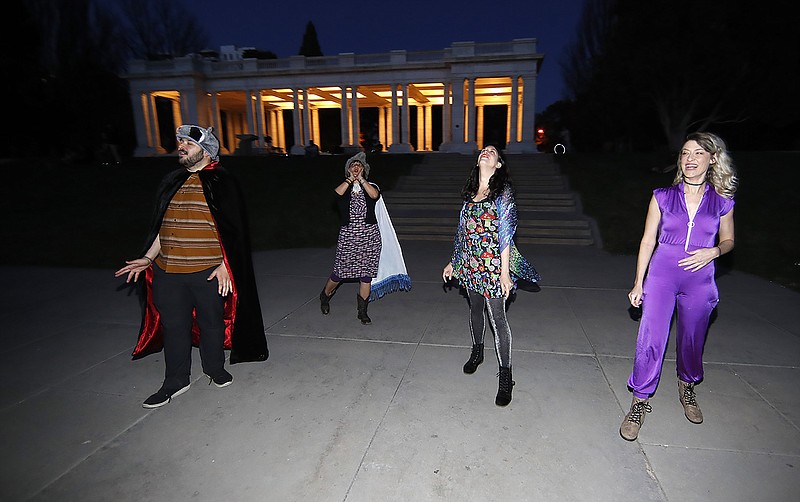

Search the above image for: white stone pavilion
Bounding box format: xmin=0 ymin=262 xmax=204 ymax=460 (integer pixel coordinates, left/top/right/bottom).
xmin=124 ymin=39 xmax=544 ymax=156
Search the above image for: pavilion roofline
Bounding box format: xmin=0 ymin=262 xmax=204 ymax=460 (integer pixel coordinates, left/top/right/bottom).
xmin=126 ymin=39 xmax=543 ymax=79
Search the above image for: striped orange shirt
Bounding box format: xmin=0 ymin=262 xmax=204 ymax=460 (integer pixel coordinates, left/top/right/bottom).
xmin=155 ymin=172 xmax=224 ymax=273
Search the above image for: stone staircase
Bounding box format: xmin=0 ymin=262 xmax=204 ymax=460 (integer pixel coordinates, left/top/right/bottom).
xmin=383 ymin=153 xmax=598 ymax=246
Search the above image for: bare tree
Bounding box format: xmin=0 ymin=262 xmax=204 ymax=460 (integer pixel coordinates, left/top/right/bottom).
xmin=559 ymin=0 xmax=800 ymax=150
xmin=119 ymin=0 xmax=209 ymax=60
xmin=560 ymin=0 xmax=617 ymax=100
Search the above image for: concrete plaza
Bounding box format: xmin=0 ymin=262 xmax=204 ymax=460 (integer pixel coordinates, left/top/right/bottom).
xmin=1 ymin=241 xmax=799 ymax=501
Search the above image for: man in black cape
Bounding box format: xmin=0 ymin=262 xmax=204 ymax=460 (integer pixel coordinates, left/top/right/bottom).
xmin=116 ymin=124 xmax=268 ymax=408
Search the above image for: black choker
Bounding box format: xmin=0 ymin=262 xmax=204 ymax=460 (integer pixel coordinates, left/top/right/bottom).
xmin=683 ymin=179 xmax=705 ymax=186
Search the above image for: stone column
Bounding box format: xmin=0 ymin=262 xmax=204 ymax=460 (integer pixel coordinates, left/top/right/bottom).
xmin=277 ymin=110 xmax=286 ymax=151
xmin=131 ymin=92 xmax=155 ymax=156
xmin=506 ymin=75 xmax=539 ymax=153
xmin=378 ymin=106 xmax=387 ymax=149
xmin=245 ymin=90 xmax=257 ymax=138
xmin=210 ymin=92 xmax=225 ymax=154
xmin=390 ymin=84 xmax=413 ymax=152
xmin=416 ymin=105 xmax=424 ymax=151
xmin=447 ymin=78 xmax=475 ymax=154
xmin=170 ymin=98 xmax=182 ymax=148
xmin=476 ymin=105 xmax=484 ymax=149
xmin=290 ymin=88 xmax=305 ymax=155
xmin=402 ymin=84 xmax=410 ymax=144
xmin=466 ymin=78 xmax=477 ymax=148
xmin=386 ymin=106 xmax=393 ymax=150
xmin=450 ymin=79 xmax=465 ymax=144
xmin=425 ymin=104 xmax=433 ymax=151
xmin=509 ymin=76 xmax=519 ymax=144
xmin=312 ymin=108 xmax=320 ymax=147
xmin=439 ymin=82 xmax=451 ymax=151
xmin=340 ymin=86 xmax=350 ymax=147
xmin=351 ymin=86 xmax=360 ymax=149
xmin=520 ymin=75 xmax=537 ymax=142
xmin=255 ymin=90 xmax=266 ymax=149
xmin=302 ymin=88 xmax=312 ymax=145
xmin=390 ymin=84 xmax=400 ymax=147
xmin=180 ymin=87 xmax=198 ymax=125
xmin=269 ymin=109 xmax=278 ymax=148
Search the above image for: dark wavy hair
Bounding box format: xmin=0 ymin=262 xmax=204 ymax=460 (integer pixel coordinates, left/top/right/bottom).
xmin=461 ymin=148 xmax=513 ymax=201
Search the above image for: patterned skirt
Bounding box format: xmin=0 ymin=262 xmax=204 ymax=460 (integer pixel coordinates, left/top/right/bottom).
xmin=333 ymin=221 xmax=381 ymax=278
xmin=332 ymin=191 xmax=381 ymax=279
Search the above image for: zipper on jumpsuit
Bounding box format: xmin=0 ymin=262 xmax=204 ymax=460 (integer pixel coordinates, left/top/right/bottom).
xmin=683 ymin=188 xmax=706 ymax=253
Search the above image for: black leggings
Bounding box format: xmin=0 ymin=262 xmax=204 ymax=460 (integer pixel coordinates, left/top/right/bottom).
xmin=468 ymin=290 xmax=512 ymax=369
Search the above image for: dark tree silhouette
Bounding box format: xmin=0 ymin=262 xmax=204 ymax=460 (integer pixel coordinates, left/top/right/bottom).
xmin=119 ymin=0 xmax=209 ymax=60
xmin=298 ymin=21 xmax=323 ymax=57
xmin=4 ymin=0 xmax=208 ymax=159
xmin=560 ymin=0 xmax=800 ymax=151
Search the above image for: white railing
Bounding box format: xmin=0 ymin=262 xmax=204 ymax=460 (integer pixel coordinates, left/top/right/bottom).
xmin=126 ymin=39 xmax=538 ymax=77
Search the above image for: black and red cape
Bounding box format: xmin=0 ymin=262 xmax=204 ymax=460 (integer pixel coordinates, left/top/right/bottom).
xmin=132 ymin=162 xmax=269 ymax=364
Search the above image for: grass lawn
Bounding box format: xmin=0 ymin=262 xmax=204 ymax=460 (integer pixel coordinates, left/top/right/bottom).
xmin=3 ymin=150 xmax=797 ymax=292
xmin=0 ymin=153 xmax=421 ymax=269
xmin=557 ymin=151 xmax=800 ymax=292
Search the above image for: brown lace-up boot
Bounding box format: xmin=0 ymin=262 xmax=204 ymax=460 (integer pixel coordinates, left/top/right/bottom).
xmin=620 ymin=396 xmax=652 ymax=441
xmin=678 ymin=379 xmax=703 ymax=424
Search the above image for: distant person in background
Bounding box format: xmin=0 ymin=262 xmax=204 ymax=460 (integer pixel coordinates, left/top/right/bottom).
xmin=442 ymin=146 xmax=540 ymax=407
xmin=115 ymin=124 xmax=268 ymax=408
xmin=99 ymin=123 xmax=121 ymax=166
xmin=620 ymin=132 xmax=737 ymax=441
xmin=319 ymin=152 xmax=411 ymax=324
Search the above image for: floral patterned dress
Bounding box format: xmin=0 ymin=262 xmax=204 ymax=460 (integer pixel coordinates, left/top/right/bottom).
xmin=451 ymin=186 xmax=540 ymax=298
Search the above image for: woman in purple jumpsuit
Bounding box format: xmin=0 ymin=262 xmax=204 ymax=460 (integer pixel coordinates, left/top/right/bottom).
xmin=620 ymin=132 xmax=737 ymax=441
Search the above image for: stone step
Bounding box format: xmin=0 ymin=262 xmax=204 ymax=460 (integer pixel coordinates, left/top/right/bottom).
xmin=385 ymin=192 xmax=575 ymax=201
xmin=387 ymin=203 xmax=578 ymax=212
xmin=397 ymin=233 xmax=595 ymax=246
xmin=390 ymin=216 xmax=592 ymax=228
xmin=394 ymin=225 xmax=592 ymax=238
xmin=383 ymin=153 xmax=597 ymax=246
xmin=396 ymin=180 xmax=566 ymax=190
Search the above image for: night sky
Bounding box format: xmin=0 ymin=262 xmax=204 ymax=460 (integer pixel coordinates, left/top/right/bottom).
xmin=191 ymin=0 xmax=585 ymax=113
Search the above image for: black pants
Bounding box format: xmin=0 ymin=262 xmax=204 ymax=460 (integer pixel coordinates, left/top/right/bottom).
xmin=468 ymin=290 xmax=512 ymax=368
xmin=152 ymin=266 xmax=226 ymax=392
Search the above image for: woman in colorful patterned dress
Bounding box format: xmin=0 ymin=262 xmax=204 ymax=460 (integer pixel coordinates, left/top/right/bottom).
xmin=442 ymin=146 xmax=540 ymax=406
xmin=319 ymin=152 xmax=382 ymax=325
xmin=619 ymin=132 xmax=737 ymax=441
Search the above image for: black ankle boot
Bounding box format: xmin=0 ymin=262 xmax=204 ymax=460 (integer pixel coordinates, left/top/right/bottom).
xmin=320 ymin=289 xmax=333 ymax=315
xmin=357 ymin=295 xmax=371 ymax=324
xmin=495 ymin=367 xmax=515 ymax=407
xmin=463 ymin=343 xmax=484 ymax=374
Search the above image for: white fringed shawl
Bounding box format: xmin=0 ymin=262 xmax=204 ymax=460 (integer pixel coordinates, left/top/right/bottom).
xmin=369 ymin=197 xmax=412 ymax=301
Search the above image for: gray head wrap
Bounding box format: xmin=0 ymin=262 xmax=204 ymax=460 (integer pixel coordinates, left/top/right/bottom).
xmin=176 ymin=124 xmax=220 ymax=161
xmin=344 ymin=151 xmax=370 ymax=178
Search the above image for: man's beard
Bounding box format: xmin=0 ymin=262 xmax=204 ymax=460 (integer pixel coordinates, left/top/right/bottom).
xmin=179 ymin=149 xmax=205 ymax=169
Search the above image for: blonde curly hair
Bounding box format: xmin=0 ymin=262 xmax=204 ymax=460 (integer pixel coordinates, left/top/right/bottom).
xmin=673 ymin=132 xmax=738 ymax=199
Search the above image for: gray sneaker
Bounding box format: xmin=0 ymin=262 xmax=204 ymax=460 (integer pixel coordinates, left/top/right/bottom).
xmin=679 ymin=379 xmax=703 ymax=424
xmin=620 ymin=396 xmax=651 ymax=441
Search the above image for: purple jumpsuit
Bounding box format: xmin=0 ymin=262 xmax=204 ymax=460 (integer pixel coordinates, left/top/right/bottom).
xmin=628 ymin=183 xmax=735 ymax=399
